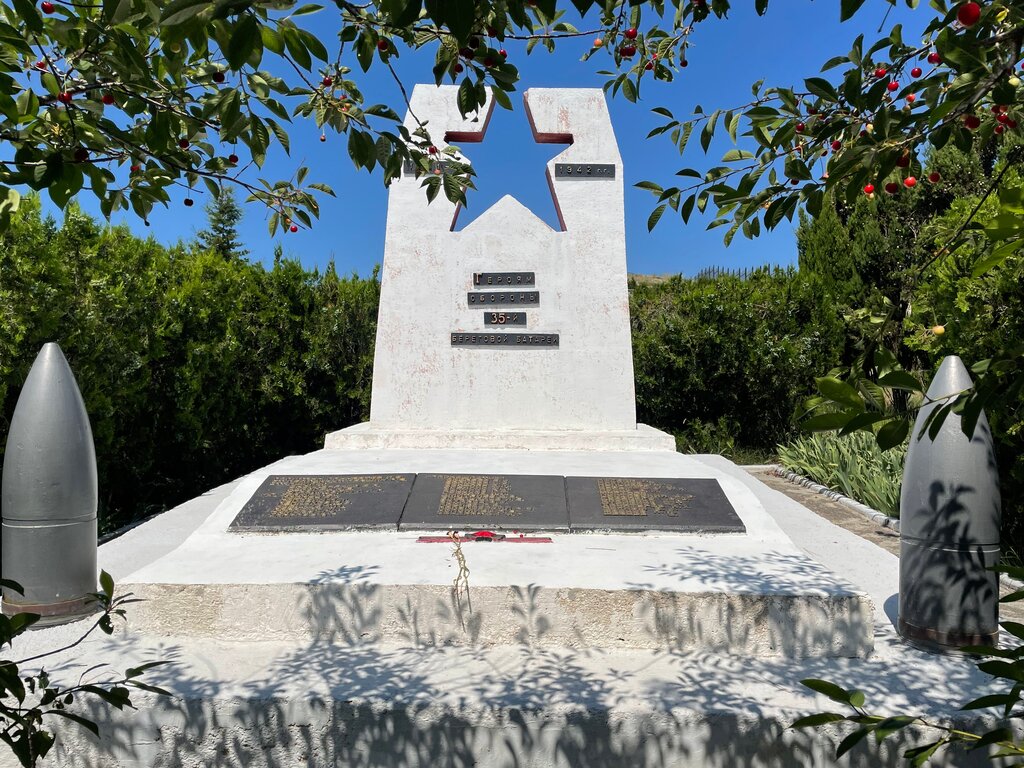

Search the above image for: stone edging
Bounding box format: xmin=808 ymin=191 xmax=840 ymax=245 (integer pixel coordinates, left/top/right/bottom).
xmin=763 ymin=464 xmax=1024 ymax=593
xmin=767 ymin=465 xmax=901 ymax=533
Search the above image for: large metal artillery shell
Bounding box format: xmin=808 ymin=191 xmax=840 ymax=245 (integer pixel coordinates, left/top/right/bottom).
xmin=899 ymin=355 xmax=1001 ymax=651
xmin=2 ymin=343 xmax=98 ymax=619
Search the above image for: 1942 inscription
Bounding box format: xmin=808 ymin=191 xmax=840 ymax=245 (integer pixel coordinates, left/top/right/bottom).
xmin=554 ymin=163 xmax=615 ymax=179
xmin=468 ymin=291 xmax=539 ymax=306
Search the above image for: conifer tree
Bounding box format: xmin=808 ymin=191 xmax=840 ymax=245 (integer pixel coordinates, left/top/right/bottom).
xmin=197 ymin=188 xmax=248 ymax=261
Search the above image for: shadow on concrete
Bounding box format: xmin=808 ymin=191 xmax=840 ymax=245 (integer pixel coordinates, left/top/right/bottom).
xmin=38 ymin=563 xmax=1001 ymax=768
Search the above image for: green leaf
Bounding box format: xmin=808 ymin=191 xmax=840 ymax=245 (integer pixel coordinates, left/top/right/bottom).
xmin=99 ymin=570 xmax=114 ymax=600
xmin=876 ymin=419 xmax=909 ymax=450
xmin=13 ymin=0 xmax=44 ymax=33
xmin=789 ymin=712 xmax=847 ymax=729
xmin=801 ymin=411 xmax=855 ymax=432
xmin=836 ymin=727 xmax=871 ymax=758
xmin=876 ymin=371 xmax=922 ymax=392
xmin=160 ymin=0 xmax=209 ymax=25
xmin=647 ymin=204 xmax=666 ymax=231
xmin=227 ymin=16 xmax=261 ymax=69
xmin=801 ymin=678 xmax=857 ymax=705
xmin=839 ymin=0 xmax=868 ymax=22
xmin=815 ymin=377 xmax=864 ymax=410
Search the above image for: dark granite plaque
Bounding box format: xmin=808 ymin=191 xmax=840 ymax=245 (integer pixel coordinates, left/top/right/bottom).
xmin=565 ymin=477 xmax=745 ymax=532
xmin=399 ymin=474 xmax=569 ymax=531
xmin=468 ymin=291 xmax=539 ymax=306
xmin=554 ymin=163 xmax=615 ymax=179
xmin=230 ymin=474 xmax=414 ymax=531
xmin=451 ymin=332 xmax=559 ymax=347
xmin=483 ymin=311 xmax=527 ymax=326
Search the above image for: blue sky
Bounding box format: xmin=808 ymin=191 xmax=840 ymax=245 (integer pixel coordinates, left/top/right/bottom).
xmin=54 ymin=1 xmax=927 ymax=277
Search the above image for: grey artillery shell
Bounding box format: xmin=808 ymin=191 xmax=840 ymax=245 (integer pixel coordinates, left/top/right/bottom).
xmin=899 ymin=355 xmax=1001 ymax=651
xmin=2 ymin=343 xmax=98 ymax=620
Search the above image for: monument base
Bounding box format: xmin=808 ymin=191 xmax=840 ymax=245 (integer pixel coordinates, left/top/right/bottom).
xmin=324 ymin=422 xmax=677 ymax=452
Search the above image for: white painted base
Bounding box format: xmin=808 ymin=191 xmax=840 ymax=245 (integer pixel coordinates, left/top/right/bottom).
xmin=324 ymin=421 xmax=677 ymax=451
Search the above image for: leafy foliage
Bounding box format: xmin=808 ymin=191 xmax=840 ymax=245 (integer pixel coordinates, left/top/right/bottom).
xmin=630 ymin=267 xmax=846 ymax=454
xmin=778 ymin=430 xmax=906 ymax=516
xmin=0 ymin=574 xmax=169 ymax=768
xmin=0 ymin=198 xmax=379 ymax=531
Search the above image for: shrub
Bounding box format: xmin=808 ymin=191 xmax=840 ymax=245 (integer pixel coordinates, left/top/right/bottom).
xmin=777 ymin=431 xmax=906 ymax=517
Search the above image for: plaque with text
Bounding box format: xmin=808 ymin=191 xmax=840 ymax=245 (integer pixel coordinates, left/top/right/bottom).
xmin=468 ymin=291 xmax=539 ymax=306
xmin=565 ymin=477 xmax=744 ymax=532
xmin=473 ymin=272 xmax=535 ymax=287
xmin=554 ymin=163 xmax=615 ymax=179
xmin=451 ymin=333 xmax=558 ymax=347
xmin=230 ymin=474 xmax=414 ymax=531
xmin=399 ymin=473 xmax=569 ymax=531
xmin=483 ymin=311 xmax=527 ymax=326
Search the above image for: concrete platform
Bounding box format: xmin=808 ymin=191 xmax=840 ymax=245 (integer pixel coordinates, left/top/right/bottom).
xmin=113 ymin=449 xmax=872 ymax=658
xmin=324 ymin=422 xmax=678 ymax=451
xmin=0 ymin=452 xmax=1009 ymax=766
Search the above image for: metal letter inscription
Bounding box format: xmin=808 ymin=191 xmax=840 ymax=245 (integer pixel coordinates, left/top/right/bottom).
xmin=451 ymin=333 xmax=559 ymax=347
xmin=473 ymin=272 xmax=535 ymax=286
xmin=229 ymin=474 xmax=414 ymax=531
xmin=565 ymin=477 xmax=745 ymax=533
xmin=467 ymin=291 xmax=539 ymax=306
xmin=484 ymin=311 xmax=527 ymax=326
xmin=554 ymin=163 xmax=615 ymax=179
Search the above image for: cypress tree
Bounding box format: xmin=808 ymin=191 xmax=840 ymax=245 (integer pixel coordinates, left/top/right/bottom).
xmin=197 ymin=187 xmax=248 ymax=260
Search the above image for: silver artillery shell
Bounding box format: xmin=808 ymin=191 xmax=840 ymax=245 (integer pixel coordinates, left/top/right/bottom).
xmin=899 ymin=355 xmax=1001 ymax=651
xmin=2 ymin=343 xmax=98 ymax=621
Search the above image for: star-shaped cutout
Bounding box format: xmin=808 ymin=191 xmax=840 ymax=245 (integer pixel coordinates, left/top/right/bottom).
xmin=450 ymin=105 xmax=568 ymax=232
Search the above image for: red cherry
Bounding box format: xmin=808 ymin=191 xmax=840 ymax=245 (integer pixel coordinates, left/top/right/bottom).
xmin=964 ymin=114 xmax=982 ymax=129
xmin=910 ymin=67 xmax=922 ymax=77
xmin=906 ymin=93 xmax=916 ymax=103
xmin=998 ymin=113 xmax=1010 ymax=124
xmin=874 ymin=67 xmax=887 ymax=79
xmin=377 ymin=39 xmax=389 ymax=52
xmin=130 ymin=164 xmax=141 ymax=172
xmin=499 ymin=49 xmax=507 ymax=59
xmin=831 ymin=140 xmax=842 ymax=150
xmin=885 ymin=181 xmax=899 ymax=194
xmin=645 ymin=61 xmax=654 ymax=70
xmin=624 ymin=27 xmax=638 ymax=40
xmin=41 ymin=1 xmax=55 ymax=13
xmin=212 ymin=71 xmax=225 ymax=84
xmin=73 ymin=147 xmax=88 ymax=162
xmin=487 ymin=26 xmax=497 ymax=37
xmin=620 ymin=44 xmax=636 ymax=57
xmin=178 ymin=138 xmax=189 ymax=149
xmin=863 ymin=184 xmax=875 ymax=195
xmin=290 ymin=224 xmax=298 ymax=233
xmin=228 ymin=153 xmax=238 ymax=163
xmin=1008 ymin=118 xmax=1018 ymax=128
xmin=928 ymin=171 xmax=941 ymax=183
xmin=484 ymin=57 xmax=495 ymax=67
xmin=887 ymin=80 xmax=899 ymax=92
xmin=319 ymin=133 xmax=326 ymax=142
xmin=995 ymin=124 xmax=1005 ymax=134
xmin=101 ymin=93 xmax=114 ymax=105
xmin=956 ymin=2 xmax=981 ymax=27
xmin=904 ymin=176 xmax=917 ymax=188
xmin=184 ymin=198 xmax=194 ymax=207
xmin=928 ymin=52 xmax=941 ymax=64
xmin=322 ymin=76 xmax=333 ymax=87
xmin=896 ymin=155 xmax=910 ymax=168
xmin=453 ymin=63 xmax=464 ymax=73
xmin=681 ymin=59 xmax=688 ymax=67
xmin=795 ymin=122 xmax=805 ymax=133
xmin=427 ymin=146 xmax=438 ymax=155
xmin=34 ymin=60 xmax=46 ymax=70
xmin=459 ymin=47 xmax=475 ymax=60
xmin=58 ymin=92 xmax=71 ymax=104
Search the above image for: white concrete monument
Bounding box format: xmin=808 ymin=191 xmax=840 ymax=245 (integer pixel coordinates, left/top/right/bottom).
xmin=326 ymin=85 xmax=674 ymax=451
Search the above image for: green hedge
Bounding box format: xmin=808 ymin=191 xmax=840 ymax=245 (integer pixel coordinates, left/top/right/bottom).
xmin=630 ymin=269 xmax=847 ymax=456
